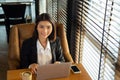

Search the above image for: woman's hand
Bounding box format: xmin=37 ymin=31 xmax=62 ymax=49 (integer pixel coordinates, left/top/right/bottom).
xmin=54 ymin=61 xmax=61 ymax=64
xmin=29 ymin=63 xmax=39 ymax=74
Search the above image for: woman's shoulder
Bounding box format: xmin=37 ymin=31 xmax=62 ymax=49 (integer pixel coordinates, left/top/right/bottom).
xmin=22 ymin=37 xmax=35 ymax=45
xmin=56 ymin=36 xmax=60 ymax=41
xmin=23 ymin=37 xmax=33 ymax=42
xmin=51 ymin=37 xmax=61 ymax=44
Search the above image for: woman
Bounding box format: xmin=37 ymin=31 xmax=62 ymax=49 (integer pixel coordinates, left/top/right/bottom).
xmin=20 ymin=13 xmax=65 ymax=74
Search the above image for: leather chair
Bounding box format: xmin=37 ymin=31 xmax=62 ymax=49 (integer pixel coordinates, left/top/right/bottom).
xmin=1 ymin=3 xmax=26 ymax=42
xmin=8 ymin=23 xmax=74 ymax=70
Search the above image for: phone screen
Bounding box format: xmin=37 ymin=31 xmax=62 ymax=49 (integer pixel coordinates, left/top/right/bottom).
xmin=71 ymin=66 xmax=80 ymax=72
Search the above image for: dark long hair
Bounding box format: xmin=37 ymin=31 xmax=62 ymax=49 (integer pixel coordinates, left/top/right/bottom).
xmin=32 ymin=13 xmax=56 ymax=42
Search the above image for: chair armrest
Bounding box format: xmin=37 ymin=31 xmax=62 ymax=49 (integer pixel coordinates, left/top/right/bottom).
xmin=8 ymin=25 xmax=20 ymax=69
xmin=56 ymin=23 xmax=74 ymax=63
xmin=64 ymin=52 xmax=74 ymax=63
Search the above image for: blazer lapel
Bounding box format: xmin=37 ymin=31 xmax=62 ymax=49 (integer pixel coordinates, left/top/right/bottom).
xmin=31 ymin=39 xmax=37 ymax=63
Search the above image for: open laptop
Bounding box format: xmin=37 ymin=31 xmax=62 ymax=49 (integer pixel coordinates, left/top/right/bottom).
xmin=36 ymin=62 xmax=72 ymax=80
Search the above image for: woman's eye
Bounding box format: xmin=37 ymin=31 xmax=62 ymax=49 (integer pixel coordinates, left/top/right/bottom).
xmin=47 ymin=27 xmax=50 ymax=29
xmin=39 ymin=26 xmax=44 ymax=28
xmin=47 ymin=26 xmax=50 ymax=29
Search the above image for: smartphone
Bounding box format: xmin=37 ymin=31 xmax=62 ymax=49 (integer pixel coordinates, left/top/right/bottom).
xmin=71 ymin=65 xmax=81 ymax=74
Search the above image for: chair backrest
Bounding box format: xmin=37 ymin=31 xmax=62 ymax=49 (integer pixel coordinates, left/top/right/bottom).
xmin=8 ymin=23 xmax=74 ymax=69
xmin=1 ymin=3 xmax=26 ymax=19
xmin=0 ymin=14 xmax=5 ymax=24
xmin=1 ymin=3 xmax=26 ymax=43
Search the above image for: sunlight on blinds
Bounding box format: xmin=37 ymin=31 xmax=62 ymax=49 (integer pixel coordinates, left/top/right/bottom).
xmin=81 ymin=0 xmax=118 ymax=80
xmin=82 ymin=36 xmax=100 ymax=80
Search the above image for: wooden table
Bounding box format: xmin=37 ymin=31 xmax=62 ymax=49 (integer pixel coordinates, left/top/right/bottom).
xmin=7 ymin=64 xmax=91 ymax=80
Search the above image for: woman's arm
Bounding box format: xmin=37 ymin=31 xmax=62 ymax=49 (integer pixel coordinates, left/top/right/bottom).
xmin=20 ymin=40 xmax=30 ymax=68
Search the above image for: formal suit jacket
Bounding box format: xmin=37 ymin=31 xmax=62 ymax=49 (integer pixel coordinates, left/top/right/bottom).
xmin=20 ymin=37 xmax=65 ymax=69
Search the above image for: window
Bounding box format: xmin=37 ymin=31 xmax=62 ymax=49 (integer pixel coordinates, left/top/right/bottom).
xmin=70 ymin=0 xmax=120 ymax=80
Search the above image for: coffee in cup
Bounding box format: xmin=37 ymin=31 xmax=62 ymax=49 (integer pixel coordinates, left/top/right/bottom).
xmin=20 ymin=71 xmax=32 ymax=80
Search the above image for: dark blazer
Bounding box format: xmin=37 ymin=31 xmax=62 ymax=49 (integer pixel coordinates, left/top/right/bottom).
xmin=20 ymin=37 xmax=65 ymax=69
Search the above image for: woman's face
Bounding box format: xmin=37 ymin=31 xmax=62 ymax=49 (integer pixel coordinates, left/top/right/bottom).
xmin=37 ymin=21 xmax=52 ymax=40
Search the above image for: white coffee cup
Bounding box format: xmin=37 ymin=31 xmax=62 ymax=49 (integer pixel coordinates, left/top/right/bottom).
xmin=20 ymin=71 xmax=32 ymax=80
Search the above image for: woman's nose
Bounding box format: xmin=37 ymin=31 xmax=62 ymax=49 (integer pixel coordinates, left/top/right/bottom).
xmin=43 ymin=28 xmax=47 ymax=33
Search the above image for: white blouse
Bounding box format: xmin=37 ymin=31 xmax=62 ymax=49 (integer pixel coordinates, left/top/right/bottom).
xmin=37 ymin=39 xmax=52 ymax=66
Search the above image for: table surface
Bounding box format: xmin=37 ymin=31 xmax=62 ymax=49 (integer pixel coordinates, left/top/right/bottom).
xmin=7 ymin=64 xmax=92 ymax=80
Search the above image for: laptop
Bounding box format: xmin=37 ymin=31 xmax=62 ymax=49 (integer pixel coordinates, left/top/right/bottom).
xmin=36 ymin=62 xmax=72 ymax=80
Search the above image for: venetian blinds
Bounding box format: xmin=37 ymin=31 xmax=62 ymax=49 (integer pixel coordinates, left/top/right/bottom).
xmin=46 ymin=0 xmax=68 ymax=28
xmin=74 ymin=0 xmax=120 ymax=80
